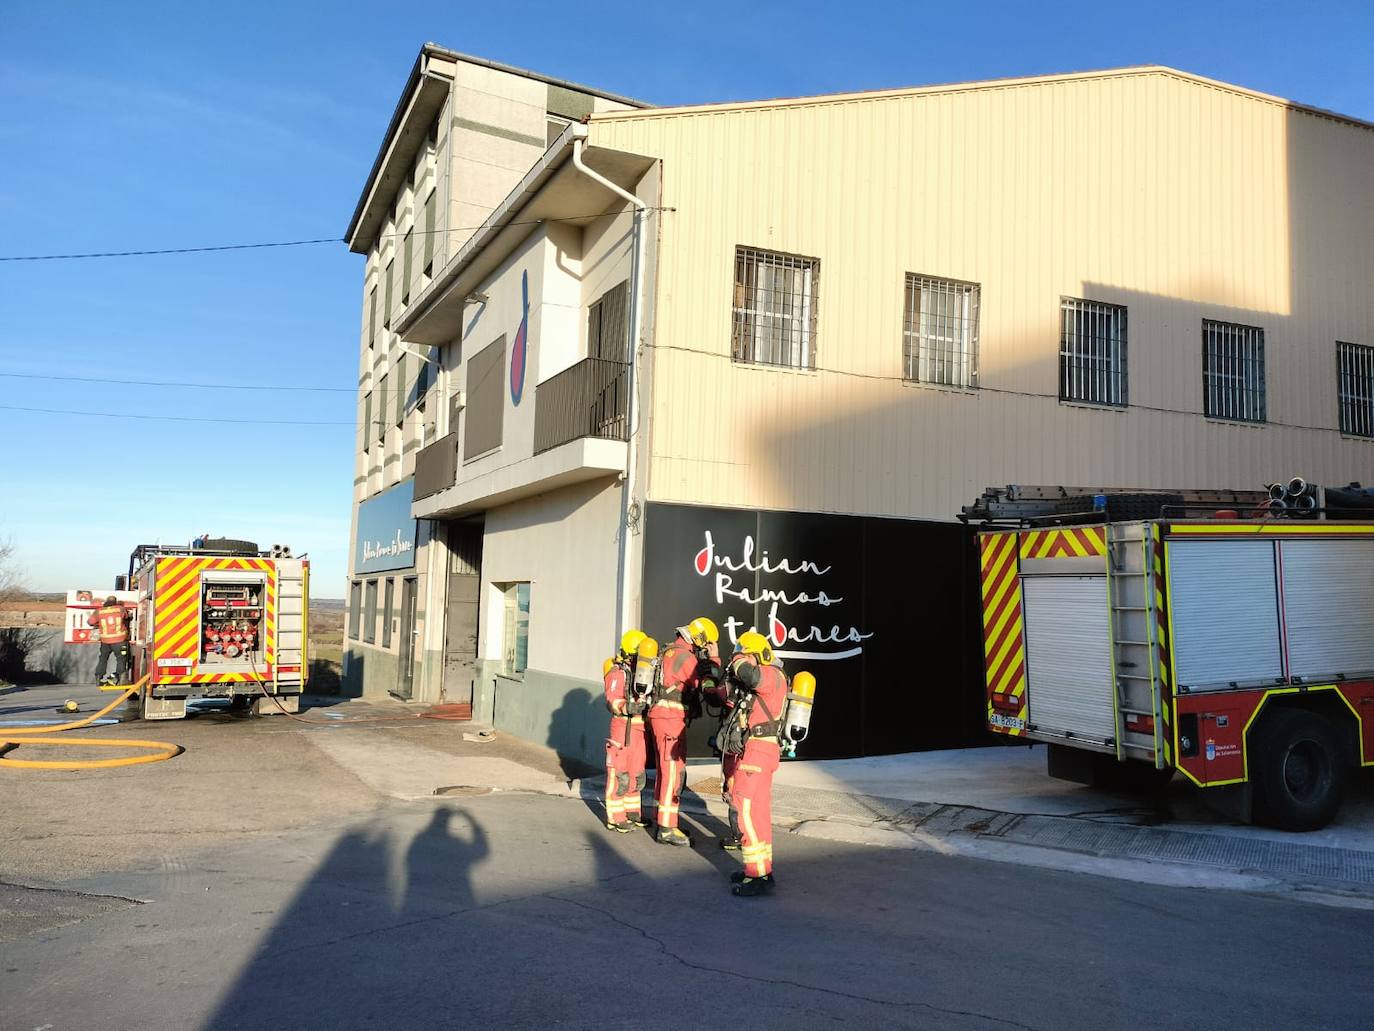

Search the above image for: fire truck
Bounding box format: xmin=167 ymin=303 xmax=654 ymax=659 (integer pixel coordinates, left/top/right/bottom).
xmin=65 ymin=538 xmax=309 ymax=720
xmin=968 ymin=482 xmax=1374 ymax=831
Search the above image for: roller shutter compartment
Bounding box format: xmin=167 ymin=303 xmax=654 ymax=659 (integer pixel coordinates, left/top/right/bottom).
xmin=1168 ymin=540 xmax=1282 ymax=690
xmin=1023 ymin=576 xmax=1115 ymax=743
xmin=1281 ymin=539 xmax=1374 ymax=681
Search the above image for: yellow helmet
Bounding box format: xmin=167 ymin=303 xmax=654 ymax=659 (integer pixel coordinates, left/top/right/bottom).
xmin=688 ymin=616 xmax=719 ymax=648
xmin=618 ymin=629 xmax=647 ymax=661
xmin=603 ymin=657 xmax=616 ymax=677
xmin=736 ymin=630 xmax=774 ymax=666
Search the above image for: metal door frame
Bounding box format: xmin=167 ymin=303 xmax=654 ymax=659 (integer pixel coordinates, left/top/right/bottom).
xmin=396 ymin=576 xmax=418 ymax=700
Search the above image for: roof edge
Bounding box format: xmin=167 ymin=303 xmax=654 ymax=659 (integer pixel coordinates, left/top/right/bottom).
xmin=419 ymin=43 xmax=652 ymax=110
xmin=589 ymin=64 xmax=1374 ymax=134
xmin=346 ymin=44 xmax=653 ymax=252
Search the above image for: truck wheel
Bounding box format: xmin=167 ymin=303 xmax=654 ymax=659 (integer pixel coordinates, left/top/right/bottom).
xmin=1250 ymin=709 xmax=1345 ymax=831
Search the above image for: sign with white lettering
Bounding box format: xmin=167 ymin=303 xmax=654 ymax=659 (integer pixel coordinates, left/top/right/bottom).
xmin=641 ymin=502 xmax=985 ymax=758
xmin=355 ymin=479 xmax=418 ymax=574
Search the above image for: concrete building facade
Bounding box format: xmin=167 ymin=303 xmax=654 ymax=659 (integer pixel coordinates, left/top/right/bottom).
xmin=343 ymin=52 xmax=1374 ymax=765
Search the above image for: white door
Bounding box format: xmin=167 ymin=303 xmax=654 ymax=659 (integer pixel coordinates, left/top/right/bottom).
xmin=1022 ymin=576 xmax=1115 ymax=744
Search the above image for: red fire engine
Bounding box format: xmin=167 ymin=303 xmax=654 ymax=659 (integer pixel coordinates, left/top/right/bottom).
xmin=65 ymin=537 xmax=309 ymax=720
xmin=969 ymin=482 xmax=1374 ymax=830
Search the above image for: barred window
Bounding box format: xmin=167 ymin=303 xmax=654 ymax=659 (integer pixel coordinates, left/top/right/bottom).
xmin=904 ymin=274 xmax=979 ymax=387
xmin=732 ymin=246 xmax=818 ymax=369
xmin=1202 ymin=320 xmax=1266 ymax=423
xmin=1338 ymin=341 xmax=1374 ymax=438
xmin=1060 ymin=298 xmax=1127 ymax=406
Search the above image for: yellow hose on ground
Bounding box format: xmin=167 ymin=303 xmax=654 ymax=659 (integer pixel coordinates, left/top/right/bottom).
xmin=0 ymin=676 xmax=182 ymax=770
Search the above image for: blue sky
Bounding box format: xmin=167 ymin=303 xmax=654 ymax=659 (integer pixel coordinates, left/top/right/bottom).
xmin=2 ymin=0 xmax=1372 ymax=597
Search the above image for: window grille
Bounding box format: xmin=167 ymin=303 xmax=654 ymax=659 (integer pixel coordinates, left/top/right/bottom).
xmin=1202 ymin=320 xmax=1266 ymax=422
xmin=1060 ymin=298 xmax=1127 ymax=406
xmin=904 ymin=275 xmax=979 ymax=386
xmin=1338 ymin=341 xmax=1374 ymax=438
xmin=731 ymin=247 xmax=819 ymax=369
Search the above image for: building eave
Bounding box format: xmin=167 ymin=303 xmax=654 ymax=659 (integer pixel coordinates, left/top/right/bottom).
xmin=589 ymin=64 xmax=1374 ymax=135
xmin=395 ymin=123 xmax=654 ymax=346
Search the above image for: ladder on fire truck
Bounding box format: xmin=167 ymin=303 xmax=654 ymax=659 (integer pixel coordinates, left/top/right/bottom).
xmin=1105 ymin=523 xmax=1168 ymax=768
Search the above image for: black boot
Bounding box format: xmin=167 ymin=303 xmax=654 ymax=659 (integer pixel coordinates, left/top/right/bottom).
xmin=604 ymin=820 xmax=633 ymax=834
xmin=719 ymin=834 xmax=742 ymax=851
xmin=731 ymin=874 xmax=775 ymax=897
xmin=729 ymin=870 xmax=776 ymax=886
xmin=656 ymin=827 xmax=691 ymax=847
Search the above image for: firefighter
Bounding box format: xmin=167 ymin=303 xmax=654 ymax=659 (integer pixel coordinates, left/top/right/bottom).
xmin=602 ymin=630 xmax=649 ymax=833
xmin=723 ymin=631 xmax=788 ymax=897
xmin=89 ymin=596 xmax=131 ymax=686
xmin=648 ymin=616 xmax=720 ymax=846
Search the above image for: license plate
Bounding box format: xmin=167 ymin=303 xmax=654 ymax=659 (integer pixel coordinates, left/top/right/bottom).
xmin=989 ymin=713 xmax=1026 ymax=731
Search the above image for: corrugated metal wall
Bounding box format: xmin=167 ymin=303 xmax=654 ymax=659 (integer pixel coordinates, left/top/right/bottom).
xmin=590 ymin=70 xmax=1374 ymax=520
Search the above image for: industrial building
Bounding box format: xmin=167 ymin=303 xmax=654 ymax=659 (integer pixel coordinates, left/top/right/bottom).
xmin=342 ymin=46 xmax=1374 ymax=764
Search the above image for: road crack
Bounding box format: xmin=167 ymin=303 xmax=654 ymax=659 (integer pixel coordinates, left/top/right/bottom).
xmin=545 ymin=893 xmax=1044 ymax=1030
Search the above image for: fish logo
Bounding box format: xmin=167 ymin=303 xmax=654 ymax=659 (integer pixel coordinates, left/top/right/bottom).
xmin=510 ymin=270 xmax=529 ymax=405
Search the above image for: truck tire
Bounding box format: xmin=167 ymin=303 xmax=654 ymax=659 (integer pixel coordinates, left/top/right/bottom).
xmin=200 ymin=537 xmax=259 ymax=555
xmin=1250 ymin=708 xmax=1345 ymax=831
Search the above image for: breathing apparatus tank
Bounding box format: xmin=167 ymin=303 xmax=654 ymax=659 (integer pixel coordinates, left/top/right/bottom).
xmin=782 ymin=671 xmax=817 ymax=757
xmin=631 ymin=636 xmax=659 ymax=705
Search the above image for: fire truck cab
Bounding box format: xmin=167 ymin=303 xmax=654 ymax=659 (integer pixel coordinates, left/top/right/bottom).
xmin=972 ymin=486 xmax=1374 ymax=831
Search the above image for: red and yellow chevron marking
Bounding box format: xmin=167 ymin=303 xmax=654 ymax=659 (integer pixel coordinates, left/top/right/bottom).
xmin=1153 ymin=525 xmax=1173 ymax=765
xmin=1018 ymin=526 xmax=1107 ymax=560
xmin=152 ymin=556 xmax=274 ymax=683
xmin=264 ymin=569 xmax=277 ymax=666
xmin=980 ymin=532 xmax=1027 ymax=736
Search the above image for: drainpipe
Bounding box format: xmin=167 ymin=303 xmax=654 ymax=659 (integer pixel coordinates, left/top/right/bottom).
xmin=571 ymin=138 xmax=647 ymax=641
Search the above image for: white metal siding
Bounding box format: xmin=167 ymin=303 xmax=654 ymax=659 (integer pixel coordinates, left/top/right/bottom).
xmin=1281 ymin=540 xmax=1374 ymax=679
xmin=1168 ymin=540 xmax=1282 ymax=688
xmin=589 ymin=70 xmax=1374 ymax=520
xmin=1023 ymin=576 xmax=1115 ymax=743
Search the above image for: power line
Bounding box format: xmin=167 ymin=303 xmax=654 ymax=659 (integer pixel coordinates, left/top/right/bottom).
xmin=654 ymin=341 xmax=1357 ymax=437
xmin=0 ymin=209 xmax=673 ymax=262
xmin=0 ymin=371 xmax=355 ymax=393
xmin=0 ymin=404 xmax=351 ymax=426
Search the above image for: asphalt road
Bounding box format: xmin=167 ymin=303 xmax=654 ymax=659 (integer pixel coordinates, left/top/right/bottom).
xmin=5 ymin=787 xmax=1372 ymax=1031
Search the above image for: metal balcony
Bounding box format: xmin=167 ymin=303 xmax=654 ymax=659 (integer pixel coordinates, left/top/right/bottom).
xmin=533 ymin=358 xmax=630 ymax=455
xmin=413 ymin=431 xmax=459 ymax=501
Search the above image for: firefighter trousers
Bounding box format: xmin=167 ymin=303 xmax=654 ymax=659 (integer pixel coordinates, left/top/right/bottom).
xmin=96 ymin=642 xmax=129 ymax=681
xmin=732 ymin=740 xmax=780 ymax=877
xmin=721 ymin=751 xmax=741 ymax=839
xmin=605 ymin=714 xmax=646 ymax=825
xmin=647 ymin=707 xmax=687 ymax=829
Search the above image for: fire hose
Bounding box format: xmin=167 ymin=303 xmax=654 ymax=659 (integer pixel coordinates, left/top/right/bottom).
xmin=0 ymin=676 xmax=182 ymax=770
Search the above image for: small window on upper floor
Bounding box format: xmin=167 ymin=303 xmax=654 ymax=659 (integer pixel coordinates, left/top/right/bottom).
xmin=1203 ymin=319 xmax=1266 ymax=423
xmin=731 ymin=246 xmax=819 ymax=370
xmin=904 ymin=274 xmax=980 ymax=388
xmin=368 ymin=286 xmax=378 ymax=352
xmin=423 ymin=190 xmax=437 ymax=278
xmin=384 ymin=260 xmax=394 ymax=330
xmin=402 ymin=231 xmax=413 ymax=307
xmin=1060 ymin=297 xmax=1127 ymax=407
xmin=1337 ymin=341 xmax=1374 ymax=438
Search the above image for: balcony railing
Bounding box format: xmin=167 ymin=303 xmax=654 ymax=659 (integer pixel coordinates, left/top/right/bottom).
xmin=533 ymin=358 xmax=630 ymax=455
xmin=413 ymin=431 xmax=459 ymax=501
